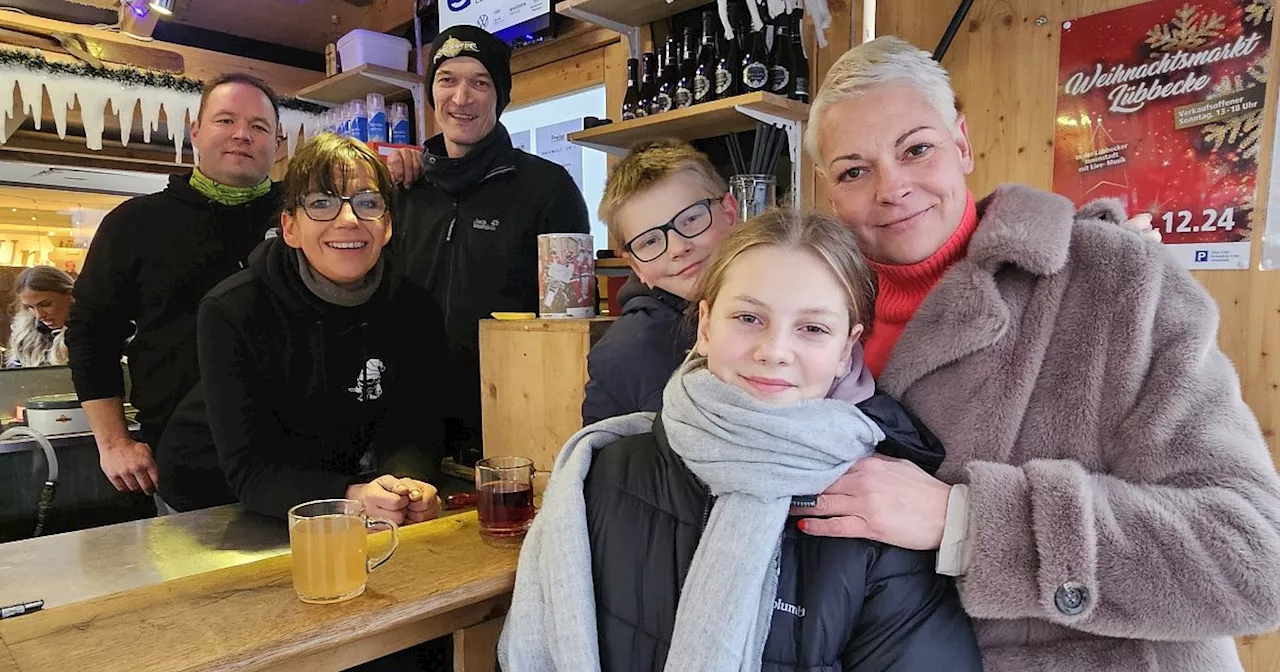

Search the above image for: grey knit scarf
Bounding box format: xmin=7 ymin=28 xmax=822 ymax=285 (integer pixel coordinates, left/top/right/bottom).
xmin=296 ymin=249 xmax=383 ymax=307
xmin=499 ymin=354 xmax=884 ymax=671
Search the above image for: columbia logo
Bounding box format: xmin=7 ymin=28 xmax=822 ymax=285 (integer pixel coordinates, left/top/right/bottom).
xmin=773 ymin=598 xmax=805 ymax=618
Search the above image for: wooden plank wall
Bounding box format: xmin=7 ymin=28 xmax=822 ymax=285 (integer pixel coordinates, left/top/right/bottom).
xmin=876 ymin=2 xmax=1280 ymax=670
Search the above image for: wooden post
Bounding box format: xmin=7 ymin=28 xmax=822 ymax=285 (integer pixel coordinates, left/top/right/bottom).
xmin=479 ymin=318 xmax=615 ymax=474
xmin=453 ymin=616 xmax=505 ymax=672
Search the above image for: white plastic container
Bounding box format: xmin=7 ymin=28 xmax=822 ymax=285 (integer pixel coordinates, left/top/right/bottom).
xmin=336 ymin=29 xmax=412 ymax=71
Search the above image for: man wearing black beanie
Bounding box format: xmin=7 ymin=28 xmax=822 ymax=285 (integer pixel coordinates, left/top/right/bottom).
xmin=392 ymin=24 xmax=591 ymax=469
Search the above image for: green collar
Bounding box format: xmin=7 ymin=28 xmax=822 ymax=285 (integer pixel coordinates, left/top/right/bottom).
xmin=190 ymin=168 xmax=272 ymax=206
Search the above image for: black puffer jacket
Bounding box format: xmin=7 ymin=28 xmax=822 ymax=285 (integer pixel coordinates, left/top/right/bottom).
xmin=581 ymin=275 xmax=691 ymax=425
xmin=584 ymin=396 xmax=983 ymax=671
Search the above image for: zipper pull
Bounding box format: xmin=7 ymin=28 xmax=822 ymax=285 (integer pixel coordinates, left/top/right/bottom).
xmin=445 ymin=198 xmax=460 ymax=242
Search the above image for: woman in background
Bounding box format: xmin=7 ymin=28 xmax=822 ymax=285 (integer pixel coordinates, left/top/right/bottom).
xmin=6 ymin=266 xmax=74 ymax=367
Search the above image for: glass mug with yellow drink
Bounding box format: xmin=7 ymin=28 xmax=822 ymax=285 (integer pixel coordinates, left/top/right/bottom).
xmin=288 ymin=499 xmax=399 ymax=604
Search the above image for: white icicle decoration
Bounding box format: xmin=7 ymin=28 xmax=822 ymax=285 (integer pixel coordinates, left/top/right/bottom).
xmin=0 ymin=63 xmax=319 ymax=163
xmin=720 ymin=0 xmax=829 ymax=46
xmin=42 ymin=73 xmax=78 ymax=139
xmin=802 ymin=0 xmax=832 ymax=47
xmin=111 ymin=93 xmax=138 ymax=146
xmin=74 ymin=80 xmax=114 ymax=150
xmin=718 ymin=0 xmax=764 ymax=40
xmin=280 ymin=107 xmax=315 ymax=158
xmin=745 ymin=0 xmax=764 ymax=32
xmin=14 ymin=73 xmax=42 ymax=131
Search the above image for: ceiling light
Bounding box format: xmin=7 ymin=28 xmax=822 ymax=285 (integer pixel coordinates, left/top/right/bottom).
xmin=47 ymin=231 xmax=55 ymax=237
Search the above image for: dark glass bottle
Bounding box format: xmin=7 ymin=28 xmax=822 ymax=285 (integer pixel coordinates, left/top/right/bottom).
xmin=693 ymin=10 xmax=718 ymax=105
xmin=650 ymin=38 xmax=677 ymax=115
xmin=675 ymin=26 xmax=697 ymax=108
xmin=768 ymin=16 xmax=793 ymax=96
xmin=740 ymin=22 xmax=770 ymax=93
xmin=791 ymin=10 xmax=810 ymax=103
xmin=621 ymin=58 xmax=642 ymax=121
xmin=637 ymin=51 xmax=657 ymax=118
xmin=713 ymin=6 xmax=741 ymax=100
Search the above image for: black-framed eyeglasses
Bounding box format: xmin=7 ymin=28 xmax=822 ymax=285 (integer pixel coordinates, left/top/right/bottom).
xmin=300 ymin=190 xmax=388 ymax=222
xmin=624 ymin=197 xmax=719 ymax=262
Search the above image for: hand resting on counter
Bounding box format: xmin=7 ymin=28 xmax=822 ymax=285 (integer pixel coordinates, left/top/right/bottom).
xmin=346 ymin=474 xmax=441 ymax=526
xmin=99 ymin=436 xmax=159 ymax=495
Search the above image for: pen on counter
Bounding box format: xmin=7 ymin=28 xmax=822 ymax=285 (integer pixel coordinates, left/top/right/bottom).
xmin=0 ymin=599 xmax=43 ymax=619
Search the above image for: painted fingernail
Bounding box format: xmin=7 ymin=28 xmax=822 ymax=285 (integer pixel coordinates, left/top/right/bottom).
xmin=797 ymin=519 xmax=809 ymax=532
xmin=791 ymin=495 xmax=818 ymax=508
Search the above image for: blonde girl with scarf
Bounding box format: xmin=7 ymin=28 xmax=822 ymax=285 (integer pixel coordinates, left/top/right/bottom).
xmin=500 ymin=209 xmax=981 ymax=672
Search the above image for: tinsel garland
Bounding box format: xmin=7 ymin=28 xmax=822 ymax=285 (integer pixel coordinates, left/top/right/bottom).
xmin=0 ymin=46 xmax=326 ymax=114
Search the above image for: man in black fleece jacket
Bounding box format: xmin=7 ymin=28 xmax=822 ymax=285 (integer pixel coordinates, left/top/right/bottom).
xmin=66 ymin=73 xmax=285 ymax=500
xmin=392 ymin=26 xmax=590 ymax=468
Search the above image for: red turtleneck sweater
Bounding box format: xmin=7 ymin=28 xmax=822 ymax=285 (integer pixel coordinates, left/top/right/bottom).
xmin=864 ymin=193 xmax=979 ymax=377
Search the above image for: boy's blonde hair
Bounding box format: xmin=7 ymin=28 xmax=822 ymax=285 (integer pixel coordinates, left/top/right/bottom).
xmin=694 ymin=208 xmax=875 ymax=329
xmin=599 ymin=139 xmax=727 ymax=250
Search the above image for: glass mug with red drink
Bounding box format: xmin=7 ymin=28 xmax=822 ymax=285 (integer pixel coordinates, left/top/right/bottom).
xmin=475 ymin=456 xmax=536 ymax=538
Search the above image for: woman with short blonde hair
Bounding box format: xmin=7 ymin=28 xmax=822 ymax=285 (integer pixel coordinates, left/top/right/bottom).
xmin=795 ymin=36 xmax=1280 ymax=672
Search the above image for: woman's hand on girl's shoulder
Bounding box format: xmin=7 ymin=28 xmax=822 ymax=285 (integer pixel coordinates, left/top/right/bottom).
xmin=1120 ymin=213 xmax=1161 ymax=242
xmin=790 ymin=455 xmax=951 ymax=551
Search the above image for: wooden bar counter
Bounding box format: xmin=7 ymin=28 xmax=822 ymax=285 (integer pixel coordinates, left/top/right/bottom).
xmin=0 ymin=507 xmax=518 ymax=671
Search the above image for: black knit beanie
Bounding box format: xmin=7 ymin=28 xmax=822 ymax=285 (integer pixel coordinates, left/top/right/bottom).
xmin=426 ymin=25 xmax=513 ymax=115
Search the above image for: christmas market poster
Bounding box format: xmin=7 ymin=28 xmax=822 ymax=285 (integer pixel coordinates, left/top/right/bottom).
xmin=1053 ymin=0 xmax=1273 ymax=270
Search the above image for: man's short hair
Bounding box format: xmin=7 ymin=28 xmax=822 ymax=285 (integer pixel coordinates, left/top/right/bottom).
xmin=197 ymin=72 xmax=281 ymax=127
xmin=598 ymin=139 xmax=727 ymax=251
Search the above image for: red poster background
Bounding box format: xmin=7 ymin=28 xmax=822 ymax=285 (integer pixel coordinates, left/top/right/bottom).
xmin=1053 ymin=0 xmax=1272 ymax=247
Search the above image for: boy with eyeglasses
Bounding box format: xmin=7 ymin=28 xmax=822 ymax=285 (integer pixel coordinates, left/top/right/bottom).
xmin=582 ymin=139 xmax=740 ymax=425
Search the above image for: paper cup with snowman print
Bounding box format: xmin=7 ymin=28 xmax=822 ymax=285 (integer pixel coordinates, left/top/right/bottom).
xmin=537 ymin=233 xmax=595 ymax=318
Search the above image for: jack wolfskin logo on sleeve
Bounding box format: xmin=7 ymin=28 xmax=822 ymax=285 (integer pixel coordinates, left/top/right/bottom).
xmin=473 ymin=218 xmax=500 ymax=231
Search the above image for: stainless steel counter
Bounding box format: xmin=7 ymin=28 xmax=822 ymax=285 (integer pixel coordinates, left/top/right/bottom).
xmin=0 ymin=504 xmax=289 ymax=609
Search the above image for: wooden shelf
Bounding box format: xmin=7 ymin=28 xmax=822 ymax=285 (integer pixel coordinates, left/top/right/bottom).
xmin=291 ymin=64 xmax=424 ymax=106
xmin=555 ymin=0 xmax=710 ymax=31
xmin=568 ymin=91 xmax=809 ymax=155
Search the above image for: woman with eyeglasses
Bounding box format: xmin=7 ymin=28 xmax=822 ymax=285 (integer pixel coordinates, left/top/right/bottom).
xmin=156 ymin=133 xmax=447 ymax=523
